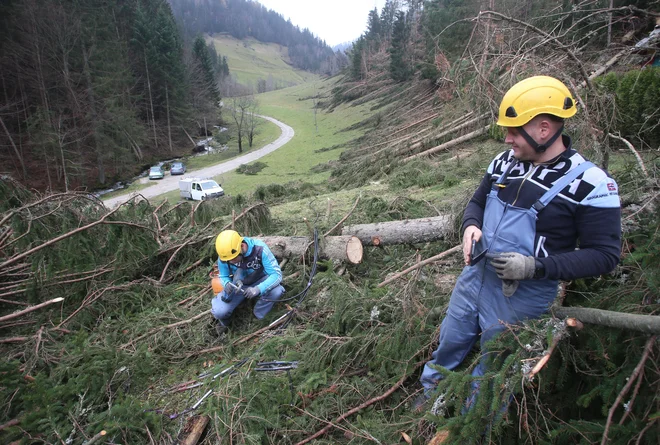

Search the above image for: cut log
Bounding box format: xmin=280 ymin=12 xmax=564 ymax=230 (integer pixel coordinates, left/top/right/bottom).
xmin=342 ymin=215 xmax=452 ymax=246
xmin=180 ymin=415 xmax=210 ymax=445
xmin=553 ymin=306 xmax=660 ymax=334
xmin=257 ymin=236 xmax=363 ymax=264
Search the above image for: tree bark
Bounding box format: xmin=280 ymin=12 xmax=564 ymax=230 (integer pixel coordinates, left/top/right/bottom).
xmin=82 ymin=45 xmax=105 ymax=184
xmin=180 ymin=416 xmax=209 ymax=445
xmin=553 ymin=306 xmax=660 ymax=334
xmin=0 ymin=116 xmax=27 ymax=180
xmin=404 ymin=125 xmax=490 ymax=161
xmin=144 ymin=49 xmax=158 ymax=149
xmin=342 ymin=215 xmax=452 ymax=246
xmin=166 ymin=86 xmax=172 ymax=153
xmin=0 ymin=297 xmax=64 ymax=323
xmin=257 ymin=236 xmax=363 ymax=264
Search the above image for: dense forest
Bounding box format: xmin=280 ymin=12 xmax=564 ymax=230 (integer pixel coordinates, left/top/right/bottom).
xmin=167 ymin=0 xmax=347 ymax=75
xmin=0 ymin=0 xmax=222 ymax=191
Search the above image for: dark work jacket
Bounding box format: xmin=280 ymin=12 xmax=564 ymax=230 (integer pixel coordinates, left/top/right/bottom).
xmin=462 ymin=136 xmax=621 ymax=281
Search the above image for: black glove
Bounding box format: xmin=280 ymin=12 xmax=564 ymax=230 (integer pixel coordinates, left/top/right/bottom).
xmin=486 ymin=252 xmax=536 ymax=280
xmin=244 ymin=286 xmax=260 ymax=299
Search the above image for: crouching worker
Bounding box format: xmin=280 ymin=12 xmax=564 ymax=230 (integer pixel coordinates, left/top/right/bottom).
xmin=211 ymin=230 xmax=284 ymax=336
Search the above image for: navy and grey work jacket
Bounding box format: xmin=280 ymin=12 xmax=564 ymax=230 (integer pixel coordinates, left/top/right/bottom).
xmin=462 ymin=135 xmax=621 ymax=281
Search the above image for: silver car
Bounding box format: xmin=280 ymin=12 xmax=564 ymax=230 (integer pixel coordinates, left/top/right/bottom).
xmin=149 ymin=166 xmax=165 ymax=180
xmin=170 ymin=162 xmax=186 ymax=175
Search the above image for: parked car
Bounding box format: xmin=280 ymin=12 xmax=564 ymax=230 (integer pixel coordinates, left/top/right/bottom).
xmin=149 ymin=166 xmax=165 ymax=180
xmin=170 ymin=162 xmax=186 ymax=175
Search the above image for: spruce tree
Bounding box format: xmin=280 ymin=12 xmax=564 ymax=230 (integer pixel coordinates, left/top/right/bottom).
xmin=389 ymin=11 xmax=412 ymax=82
xmin=193 ymin=36 xmax=221 ymax=104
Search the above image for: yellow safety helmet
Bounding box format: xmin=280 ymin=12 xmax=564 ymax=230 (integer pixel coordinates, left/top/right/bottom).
xmin=496 ymin=76 xmax=577 ymax=128
xmin=215 ymin=230 xmax=243 ymax=262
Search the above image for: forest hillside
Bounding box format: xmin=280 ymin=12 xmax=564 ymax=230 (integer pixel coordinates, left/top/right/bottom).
xmin=1 ymin=0 xmax=659 ymax=444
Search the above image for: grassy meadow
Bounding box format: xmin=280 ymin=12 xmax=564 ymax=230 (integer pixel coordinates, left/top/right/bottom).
xmin=207 ymin=35 xmax=317 ymax=89
xmin=159 ymin=77 xmax=388 ymax=203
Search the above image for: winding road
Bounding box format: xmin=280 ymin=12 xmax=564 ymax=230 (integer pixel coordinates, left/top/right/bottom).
xmin=103 ymin=114 xmax=294 ymax=208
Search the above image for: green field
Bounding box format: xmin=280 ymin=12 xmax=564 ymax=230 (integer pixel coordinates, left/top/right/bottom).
xmin=207 ymin=35 xmax=318 ymax=89
xmin=160 ymin=78 xmax=382 ymax=203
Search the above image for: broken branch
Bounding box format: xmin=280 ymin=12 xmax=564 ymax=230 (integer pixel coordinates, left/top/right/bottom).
xmin=377 ymin=245 xmax=461 ymax=288
xmin=600 ymin=336 xmax=655 ymax=445
xmin=0 ymin=297 xmax=64 ymax=323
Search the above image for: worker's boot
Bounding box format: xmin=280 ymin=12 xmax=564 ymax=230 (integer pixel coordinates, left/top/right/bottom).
xmin=215 ymin=321 xmax=228 ymax=337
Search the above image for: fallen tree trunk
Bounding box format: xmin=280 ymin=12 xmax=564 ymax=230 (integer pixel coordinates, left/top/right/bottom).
xmin=257 ymin=236 xmax=363 ymax=264
xmin=404 ymin=125 xmax=490 ymax=161
xmin=553 ymin=306 xmax=660 ymax=334
xmin=342 ymin=215 xmax=452 ymax=246
xmin=399 ymin=112 xmax=489 ymax=155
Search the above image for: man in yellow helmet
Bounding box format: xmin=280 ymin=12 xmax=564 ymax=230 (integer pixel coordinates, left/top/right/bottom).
xmin=415 ymin=76 xmax=621 ymax=410
xmin=211 ymin=230 xmax=284 ymax=336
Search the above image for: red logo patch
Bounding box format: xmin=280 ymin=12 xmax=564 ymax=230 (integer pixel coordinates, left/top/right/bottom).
xmin=607 ymin=182 xmax=617 ymax=191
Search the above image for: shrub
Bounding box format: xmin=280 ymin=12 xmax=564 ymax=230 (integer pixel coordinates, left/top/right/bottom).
xmin=236 ymin=161 xmax=268 ymax=175
xmin=594 ymin=67 xmax=660 ymax=148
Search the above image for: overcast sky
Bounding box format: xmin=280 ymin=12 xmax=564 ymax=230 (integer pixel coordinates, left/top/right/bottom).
xmin=257 ymin=0 xmax=388 ymax=47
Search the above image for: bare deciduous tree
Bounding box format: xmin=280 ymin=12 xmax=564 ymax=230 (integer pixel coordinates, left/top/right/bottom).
xmin=229 ymin=95 xmax=255 ymax=153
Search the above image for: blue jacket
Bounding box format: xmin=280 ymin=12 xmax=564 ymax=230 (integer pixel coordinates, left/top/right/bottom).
xmin=463 ymin=136 xmax=621 ymax=281
xmin=218 ymin=237 xmax=282 ymax=295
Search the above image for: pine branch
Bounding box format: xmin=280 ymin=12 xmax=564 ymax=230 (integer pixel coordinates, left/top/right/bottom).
xmin=120 ymin=310 xmax=210 ymax=349
xmin=377 ymin=245 xmax=461 ymax=288
xmin=600 ymin=336 xmax=656 ymax=445
xmin=295 ymin=346 xmax=430 ymax=445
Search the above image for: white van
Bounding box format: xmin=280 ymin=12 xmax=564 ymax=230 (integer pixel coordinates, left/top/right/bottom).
xmin=179 ymin=178 xmax=225 ymax=201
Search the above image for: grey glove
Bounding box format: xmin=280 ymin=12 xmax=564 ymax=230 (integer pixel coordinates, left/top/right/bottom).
xmin=225 ymin=280 xmax=243 ymax=296
xmin=486 ymin=252 xmax=536 ymax=280
xmin=501 ymin=279 xmax=519 ymax=298
xmin=244 ymin=286 xmax=260 ymax=299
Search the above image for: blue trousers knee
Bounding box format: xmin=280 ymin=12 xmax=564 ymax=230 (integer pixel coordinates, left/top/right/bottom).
xmin=211 ymin=285 xmax=285 ymax=326
xmin=420 ymin=263 xmax=557 ymax=392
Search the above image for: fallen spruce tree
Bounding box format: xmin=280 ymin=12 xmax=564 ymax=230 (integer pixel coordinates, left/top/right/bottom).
xmin=0 ymin=166 xmax=658 ymax=445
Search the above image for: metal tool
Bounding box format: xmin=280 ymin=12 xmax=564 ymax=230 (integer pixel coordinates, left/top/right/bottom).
xmin=225 ymin=281 xmax=245 ymax=296
xmin=253 ymin=361 xmax=299 ymax=372
xmin=470 ymin=239 xmax=488 ymax=265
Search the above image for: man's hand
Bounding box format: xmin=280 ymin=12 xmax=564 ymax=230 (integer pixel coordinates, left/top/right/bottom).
xmin=486 ymin=252 xmax=536 ymax=280
xmin=462 ymin=225 xmax=483 ymax=265
xmin=244 ymin=286 xmax=260 ymax=299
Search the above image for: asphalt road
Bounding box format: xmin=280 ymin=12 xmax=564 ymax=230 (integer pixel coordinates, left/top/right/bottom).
xmin=103 ymin=114 xmax=294 ymax=208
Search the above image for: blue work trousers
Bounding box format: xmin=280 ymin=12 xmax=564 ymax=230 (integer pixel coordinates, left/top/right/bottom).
xmin=211 ymin=285 xmax=285 ymax=326
xmin=420 ymin=261 xmax=557 ymax=390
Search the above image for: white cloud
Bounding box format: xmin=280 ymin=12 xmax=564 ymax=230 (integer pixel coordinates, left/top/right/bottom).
xmin=256 ymin=0 xmax=388 ymax=47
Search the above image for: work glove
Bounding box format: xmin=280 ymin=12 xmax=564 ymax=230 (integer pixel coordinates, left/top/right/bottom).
xmin=486 ymin=252 xmax=536 ymax=280
xmin=244 ymin=286 xmax=260 ymax=300
xmin=220 ymin=291 xmax=233 ymax=303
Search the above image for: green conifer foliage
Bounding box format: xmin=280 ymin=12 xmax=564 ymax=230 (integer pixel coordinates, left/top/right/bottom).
xmin=193 ymin=36 xmax=221 ymax=104
xmin=389 ymin=11 xmax=412 ymax=82
xmin=595 ymin=68 xmax=660 ymax=148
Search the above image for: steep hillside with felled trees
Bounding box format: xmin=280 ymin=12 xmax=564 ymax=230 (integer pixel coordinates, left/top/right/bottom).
xmin=0 ymin=1 xmax=659 ymax=444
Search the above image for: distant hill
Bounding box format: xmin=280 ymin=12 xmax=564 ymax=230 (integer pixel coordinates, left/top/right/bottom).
xmin=332 ymin=41 xmax=354 ymax=53
xmin=168 ymin=0 xmax=346 ymax=74
xmin=207 ymin=35 xmax=318 ymax=92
